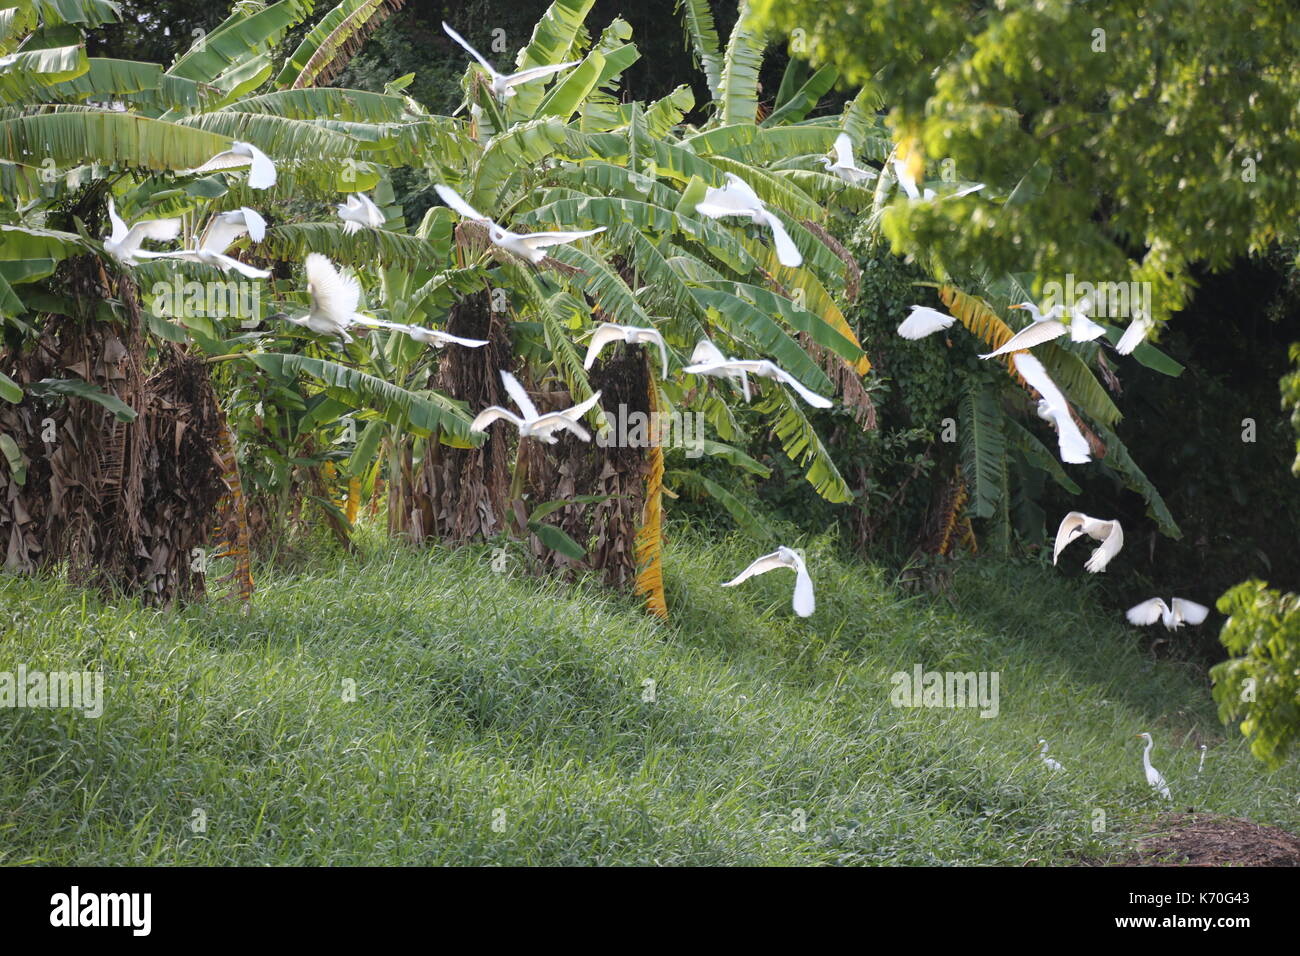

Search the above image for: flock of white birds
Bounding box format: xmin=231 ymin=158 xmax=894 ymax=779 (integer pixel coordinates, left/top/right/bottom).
xmin=99 ymin=22 xmax=1202 ymax=800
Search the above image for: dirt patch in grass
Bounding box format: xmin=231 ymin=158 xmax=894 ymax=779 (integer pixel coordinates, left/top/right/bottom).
xmin=1122 ymin=813 xmax=1300 ymax=866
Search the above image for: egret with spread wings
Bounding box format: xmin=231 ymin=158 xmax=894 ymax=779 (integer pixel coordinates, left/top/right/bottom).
xmin=721 ymin=546 xmax=815 ymax=617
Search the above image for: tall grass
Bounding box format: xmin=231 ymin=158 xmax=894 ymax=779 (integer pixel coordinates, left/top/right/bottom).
xmin=1 ymin=526 xmax=1295 ymax=865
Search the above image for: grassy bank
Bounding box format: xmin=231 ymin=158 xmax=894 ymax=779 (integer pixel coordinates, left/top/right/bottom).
xmin=2 ymin=528 xmax=1296 ymax=865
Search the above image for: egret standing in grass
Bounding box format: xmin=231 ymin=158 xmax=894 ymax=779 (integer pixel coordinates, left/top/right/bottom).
xmin=722 ymin=546 xmax=815 ymax=617
xmin=1135 ymin=732 xmax=1172 ymax=799
xmin=1197 ymin=744 xmax=1208 ymax=775
xmin=1037 ymin=739 xmax=1064 ymax=771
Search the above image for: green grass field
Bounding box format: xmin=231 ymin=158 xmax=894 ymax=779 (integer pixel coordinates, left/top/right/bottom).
xmin=2 ymin=528 xmax=1296 ymax=865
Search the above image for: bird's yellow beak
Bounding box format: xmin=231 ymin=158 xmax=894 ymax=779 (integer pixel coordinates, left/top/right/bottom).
xmin=1009 ymin=304 xmax=1025 ymax=310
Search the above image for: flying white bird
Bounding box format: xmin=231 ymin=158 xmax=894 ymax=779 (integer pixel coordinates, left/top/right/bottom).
xmin=183 ymin=140 xmax=276 ymax=189
xmin=471 ymin=371 xmax=602 ymax=444
xmin=693 ymin=173 xmax=803 ymax=268
xmin=199 ymin=207 xmax=267 ymax=251
xmin=1053 ymin=511 xmax=1124 ymax=573
xmin=1037 ymin=739 xmax=1064 ymax=772
xmin=1013 ymin=352 xmax=1092 ymax=465
xmin=683 ymin=339 xmax=832 ymax=408
xmin=583 ymin=322 xmax=669 ymax=377
xmin=820 ymin=133 xmax=874 ymax=184
xmin=1125 ymin=597 xmax=1210 ymax=631
xmin=1116 ymin=310 xmax=1155 ymax=355
xmin=269 ymin=253 xmax=374 ymax=342
xmin=979 ymin=299 xmax=1104 ymax=359
xmin=1135 ymin=732 xmax=1171 ymax=799
xmin=434 ymin=184 xmax=604 ymax=264
xmin=891 ymin=159 xmax=985 ymax=203
xmin=721 ymin=545 xmax=814 ymax=617
xmin=442 ymin=21 xmax=578 ymax=100
xmin=896 ymin=304 xmax=957 ymax=340
xmin=135 ymin=206 xmax=271 ymax=278
xmin=101 ymin=197 xmax=182 ymax=265
xmin=337 ymin=193 xmax=385 ymax=234
xmin=353 ymin=316 xmax=488 ymax=349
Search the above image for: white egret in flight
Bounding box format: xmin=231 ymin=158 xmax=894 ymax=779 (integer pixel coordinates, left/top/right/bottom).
xmin=820 ymin=133 xmax=874 ymax=184
xmin=434 ymin=184 xmax=604 ymax=264
xmin=136 ymin=206 xmax=270 ymax=278
xmin=471 ymin=371 xmax=602 ymax=444
xmin=269 ymin=253 xmax=371 ymax=343
xmin=1125 ymin=597 xmax=1209 ymax=630
xmin=980 ymin=299 xmax=1104 ymax=359
xmin=722 ymin=546 xmax=814 ymax=617
xmin=683 ymin=339 xmax=832 ymax=408
xmin=1037 ymin=739 xmax=1064 ymax=772
xmin=693 ymin=173 xmax=803 ymax=268
xmin=1012 ymin=352 xmax=1092 ymax=465
xmin=337 ymin=193 xmax=385 ymax=234
xmin=1053 ymin=511 xmax=1124 ymax=573
xmin=1135 ymin=732 xmax=1171 ymax=799
xmin=102 ymin=197 xmax=182 ymax=265
xmin=891 ymin=159 xmax=985 ymax=203
xmin=583 ymin=322 xmax=669 ymax=378
xmin=184 ymin=141 xmax=276 ymax=189
xmin=896 ymin=304 xmax=956 ymax=340
xmin=442 ymin=21 xmax=578 ymax=100
xmin=355 ymin=316 xmax=488 ymax=349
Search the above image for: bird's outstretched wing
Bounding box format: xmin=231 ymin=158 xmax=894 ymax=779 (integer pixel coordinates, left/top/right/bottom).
xmin=1172 ymin=598 xmax=1209 ymax=626
xmin=240 ymin=142 xmax=276 ymax=189
xmin=689 ymin=338 xmax=728 ymax=366
xmin=1126 ymin=598 xmax=1168 ymax=626
xmin=721 ymin=550 xmax=793 ymax=587
xmin=306 ymin=253 xmax=360 ymax=324
xmin=693 ymin=181 xmax=757 ymax=218
xmin=766 ymin=363 xmax=832 ymax=408
xmin=790 ymin=553 xmax=815 ymax=617
xmin=470 ymin=406 xmax=525 ymax=432
xmin=1052 ymin=512 xmax=1087 ymax=565
xmin=583 ymin=323 xmax=626 ymax=370
xmin=434 ymin=184 xmax=489 ymax=222
xmin=759 ymin=210 xmax=803 ymax=268
xmin=498 ymin=370 xmax=539 ymax=421
xmin=500 ymin=62 xmax=580 ymax=88
xmin=1068 ymin=313 xmax=1107 ymax=342
xmin=105 ymin=197 xmax=129 ymax=243
xmin=122 ymin=216 xmax=182 ymax=255
xmin=200 ymin=208 xmax=264 ymax=255
xmin=531 ymin=413 xmax=592 ymax=442
xmin=426 ymin=330 xmax=489 ymax=348
xmin=208 ymin=252 xmax=270 ymax=279
xmin=892 ymin=159 xmax=922 ymax=200
xmin=896 ymin=305 xmax=955 ymax=340
xmin=558 ymin=389 xmax=602 ymax=423
xmin=518 ymin=226 xmax=605 ymax=250
xmin=441 ymin=21 xmax=497 ymax=75
xmin=1116 ymin=313 xmax=1153 ymax=355
xmin=1013 ymin=352 xmax=1091 ymax=464
xmin=1084 ymin=520 xmax=1123 ymax=573
xmin=980 ymin=319 xmax=1067 ymax=358
xmin=632 ymin=328 xmax=669 ymax=378
xmin=833 ymin=133 xmax=855 ymax=169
